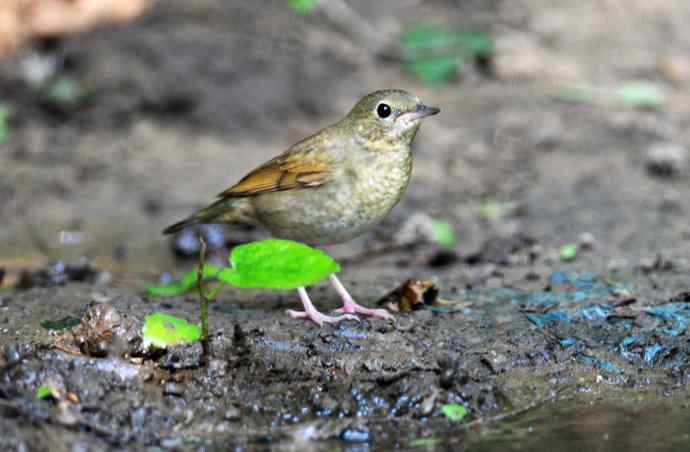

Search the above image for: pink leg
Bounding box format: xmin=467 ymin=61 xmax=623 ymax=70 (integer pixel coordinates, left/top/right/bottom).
xmin=330 ymin=275 xmax=395 ymax=322
xmin=287 ymin=287 xmax=359 ymax=327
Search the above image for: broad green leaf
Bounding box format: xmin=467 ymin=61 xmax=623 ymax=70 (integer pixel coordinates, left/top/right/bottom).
xmin=288 ymin=0 xmax=317 ymax=15
xmin=142 ymin=312 xmax=201 ymax=348
xmin=40 ymin=316 xmax=80 ymax=331
xmin=560 ymin=243 xmax=578 ymax=261
xmin=217 ymin=239 xmax=340 ymax=289
xmin=431 ymin=220 xmax=456 ymax=247
xmin=0 ymin=103 xmax=10 ymax=143
xmin=36 ymin=384 xmax=54 ymax=400
xmin=615 ymin=81 xmax=665 ymax=109
xmin=441 ymin=403 xmax=467 ymax=421
xmin=146 ymin=264 xmax=221 ymax=296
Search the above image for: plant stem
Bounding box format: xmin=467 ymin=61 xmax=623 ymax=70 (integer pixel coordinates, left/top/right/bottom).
xmin=197 ymin=235 xmax=210 ymax=366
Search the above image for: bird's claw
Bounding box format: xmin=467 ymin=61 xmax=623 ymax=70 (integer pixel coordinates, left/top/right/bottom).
xmin=334 ymin=305 xmax=395 ymax=322
xmin=286 ymin=309 xmax=359 ymax=327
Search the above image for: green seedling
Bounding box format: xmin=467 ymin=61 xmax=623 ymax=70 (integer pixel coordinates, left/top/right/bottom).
xmin=288 ymin=0 xmax=317 ymax=15
xmin=0 ymin=103 xmax=11 ymax=143
xmin=40 ymin=316 xmax=81 ymax=331
xmin=147 ymin=239 xmax=342 ymax=363
xmin=431 ymin=219 xmax=456 ymax=247
xmin=400 ymin=24 xmax=493 ymax=85
xmin=142 ymin=312 xmax=201 ymax=349
xmin=441 ymin=403 xmax=468 ymax=421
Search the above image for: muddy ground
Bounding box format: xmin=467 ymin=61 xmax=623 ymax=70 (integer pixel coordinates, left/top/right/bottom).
xmin=3 ymin=0 xmax=690 ymax=450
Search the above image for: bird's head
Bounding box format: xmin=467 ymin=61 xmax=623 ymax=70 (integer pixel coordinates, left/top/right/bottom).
xmin=343 ymin=89 xmax=440 ymax=148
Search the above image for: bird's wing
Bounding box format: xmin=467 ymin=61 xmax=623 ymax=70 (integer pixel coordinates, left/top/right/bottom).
xmin=217 ymin=145 xmax=336 ymax=198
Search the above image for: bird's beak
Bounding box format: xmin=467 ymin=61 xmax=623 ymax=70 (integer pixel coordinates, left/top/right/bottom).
xmin=400 ymin=104 xmax=441 ymax=121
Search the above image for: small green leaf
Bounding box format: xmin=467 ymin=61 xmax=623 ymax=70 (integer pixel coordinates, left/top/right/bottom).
xmin=479 ymin=201 xmax=513 ymax=220
xmin=409 ymin=437 xmax=443 ymax=447
xmin=400 ymin=24 xmax=492 ymax=86
xmin=40 ymin=316 xmax=81 ymax=331
xmin=560 ymin=243 xmax=579 ymax=261
xmin=142 ymin=312 xmax=201 ymax=349
xmin=288 ymin=0 xmax=317 ymax=15
xmin=218 ymin=239 xmax=340 ymax=289
xmin=0 ymin=103 xmax=11 ymax=143
xmin=441 ymin=403 xmax=467 ymax=421
xmin=406 ymin=56 xmax=458 ymax=86
xmin=36 ymin=385 xmax=54 ymax=400
xmin=45 ymin=77 xmax=88 ymax=108
xmin=431 ymin=220 xmax=456 ymax=247
xmin=615 ymin=81 xmax=665 ymax=109
xmin=551 ymin=84 xmax=597 ymax=104
xmin=146 ymin=264 xmax=221 ymax=296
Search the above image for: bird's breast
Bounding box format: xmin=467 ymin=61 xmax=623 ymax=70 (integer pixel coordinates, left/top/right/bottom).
xmin=252 ymin=147 xmax=412 ymax=245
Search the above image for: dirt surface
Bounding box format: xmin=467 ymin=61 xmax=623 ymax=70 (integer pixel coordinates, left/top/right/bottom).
xmin=3 ymin=0 xmax=690 ymax=450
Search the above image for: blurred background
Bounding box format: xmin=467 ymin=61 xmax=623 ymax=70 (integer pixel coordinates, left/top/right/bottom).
xmin=2 ymin=0 xmax=690 ymax=287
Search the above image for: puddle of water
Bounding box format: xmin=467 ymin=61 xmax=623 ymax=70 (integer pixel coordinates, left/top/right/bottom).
xmin=432 ymin=402 xmax=687 ymax=452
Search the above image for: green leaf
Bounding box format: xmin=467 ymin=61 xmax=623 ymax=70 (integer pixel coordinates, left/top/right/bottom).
xmin=441 ymin=403 xmax=467 ymax=421
xmin=40 ymin=316 xmax=81 ymax=331
xmin=431 ymin=220 xmax=456 ymax=247
xmin=551 ymin=84 xmax=597 ymax=104
xmin=615 ymin=81 xmax=665 ymax=109
xmin=45 ymin=77 xmax=88 ymax=108
xmin=0 ymin=103 xmax=11 ymax=144
xmin=560 ymin=243 xmax=578 ymax=261
xmin=217 ymin=239 xmax=340 ymax=289
xmin=479 ymin=201 xmax=513 ymax=220
xmin=406 ymin=56 xmax=458 ymax=86
xmin=146 ymin=264 xmax=221 ymax=296
xmin=142 ymin=312 xmax=201 ymax=349
xmin=400 ymin=24 xmax=492 ymax=86
xmin=36 ymin=384 xmax=54 ymax=400
xmin=288 ymin=0 xmax=317 ymax=15
xmin=409 ymin=437 xmax=442 ymax=447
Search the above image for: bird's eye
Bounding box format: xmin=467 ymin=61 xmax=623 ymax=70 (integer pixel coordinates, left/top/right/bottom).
xmin=376 ymin=103 xmax=392 ymax=119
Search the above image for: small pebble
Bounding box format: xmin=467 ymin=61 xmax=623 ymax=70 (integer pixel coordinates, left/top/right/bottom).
xmin=578 ymin=232 xmax=596 ymax=250
xmin=224 ymin=406 xmax=241 ymax=421
xmin=162 ymin=382 xmax=185 ymax=397
xmin=645 ymin=143 xmax=688 ymax=178
xmin=340 ymin=425 xmax=371 ymax=443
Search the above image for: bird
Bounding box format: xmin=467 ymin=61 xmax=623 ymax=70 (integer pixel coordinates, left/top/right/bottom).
xmin=163 ymin=89 xmax=440 ymax=326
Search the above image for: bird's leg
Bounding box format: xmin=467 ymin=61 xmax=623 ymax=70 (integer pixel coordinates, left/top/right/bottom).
xmin=330 ymin=274 xmax=395 ymax=321
xmin=287 ymin=287 xmax=359 ymax=327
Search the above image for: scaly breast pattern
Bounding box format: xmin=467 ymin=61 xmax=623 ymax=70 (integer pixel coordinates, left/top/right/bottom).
xmin=252 ymin=147 xmax=412 ymax=245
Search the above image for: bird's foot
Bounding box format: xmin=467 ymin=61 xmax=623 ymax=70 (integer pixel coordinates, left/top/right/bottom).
xmin=329 ymin=274 xmax=395 ymax=322
xmin=286 ymin=309 xmax=358 ymax=327
xmin=288 ymin=286 xmax=359 ymax=327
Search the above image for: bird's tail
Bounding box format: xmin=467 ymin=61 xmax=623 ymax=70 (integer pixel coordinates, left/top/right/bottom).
xmin=162 ymin=216 xmax=201 ymax=235
xmin=162 ymin=197 xmax=255 ymax=235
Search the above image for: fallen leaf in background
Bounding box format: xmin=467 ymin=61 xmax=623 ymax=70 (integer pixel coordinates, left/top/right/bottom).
xmin=378 ymin=279 xmax=440 ymax=312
